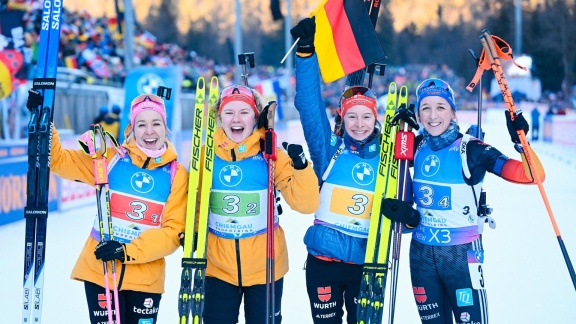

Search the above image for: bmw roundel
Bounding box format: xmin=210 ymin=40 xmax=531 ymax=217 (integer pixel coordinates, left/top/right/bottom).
xmin=131 ymin=172 xmax=154 ymax=193
xmin=137 ymin=73 xmax=163 ymax=95
xmin=219 ymin=165 xmax=243 ymax=187
xmin=352 ymin=162 xmax=375 ymax=186
xmin=421 ymin=155 xmax=441 ymax=177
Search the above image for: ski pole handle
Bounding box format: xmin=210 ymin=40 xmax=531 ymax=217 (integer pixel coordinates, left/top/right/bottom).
xmin=264 ymin=102 xmax=278 ymax=161
xmin=280 ymin=38 xmax=299 ymax=64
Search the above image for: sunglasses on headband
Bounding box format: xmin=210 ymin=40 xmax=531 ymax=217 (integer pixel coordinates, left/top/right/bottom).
xmin=130 ymin=94 xmax=165 ymax=109
xmin=339 ymin=86 xmax=378 ymax=116
xmin=220 ymin=84 xmax=259 ymax=116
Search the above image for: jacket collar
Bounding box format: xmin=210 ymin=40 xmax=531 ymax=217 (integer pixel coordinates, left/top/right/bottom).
xmin=122 ymin=138 xmax=178 ymax=168
xmin=215 ymin=127 xmax=264 ymax=161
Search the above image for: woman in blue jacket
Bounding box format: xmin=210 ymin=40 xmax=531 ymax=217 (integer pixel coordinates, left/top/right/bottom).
xmin=291 ymin=18 xmax=420 ymax=323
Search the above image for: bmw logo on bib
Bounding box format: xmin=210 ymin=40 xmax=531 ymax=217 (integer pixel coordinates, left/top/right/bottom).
xmin=131 ymin=172 xmax=155 ymax=193
xmin=422 ymin=155 xmax=440 ymax=177
xmin=220 ymin=165 xmax=243 ymax=187
xmin=352 ymin=162 xmax=375 ymax=186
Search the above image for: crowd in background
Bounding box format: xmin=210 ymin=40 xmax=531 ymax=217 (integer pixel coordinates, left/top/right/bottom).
xmin=1 ymin=5 xmax=574 ymax=141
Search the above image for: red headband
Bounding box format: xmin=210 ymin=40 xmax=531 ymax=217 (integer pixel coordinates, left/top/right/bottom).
xmin=341 ymin=95 xmax=377 ymax=117
xmin=219 ymin=85 xmax=259 ymax=116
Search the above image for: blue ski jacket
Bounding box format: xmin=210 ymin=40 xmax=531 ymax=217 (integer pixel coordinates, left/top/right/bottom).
xmin=295 ymin=54 xmax=380 ymax=264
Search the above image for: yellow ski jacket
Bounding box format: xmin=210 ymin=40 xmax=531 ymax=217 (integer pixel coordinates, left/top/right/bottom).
xmin=50 ymin=127 xmax=188 ymax=294
xmin=202 ymin=127 xmax=319 ymax=286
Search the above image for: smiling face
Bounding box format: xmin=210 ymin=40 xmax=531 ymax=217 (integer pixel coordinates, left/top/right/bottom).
xmin=133 ymin=110 xmax=167 ymax=150
xmin=418 ymin=96 xmax=456 ymax=136
xmin=219 ymin=101 xmax=257 ymax=143
xmin=343 ymin=105 xmax=376 ymax=141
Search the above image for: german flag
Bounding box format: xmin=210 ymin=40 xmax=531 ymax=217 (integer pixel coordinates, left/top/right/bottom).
xmin=311 ymin=0 xmax=385 ymax=83
xmin=65 ymin=55 xmax=78 ymax=69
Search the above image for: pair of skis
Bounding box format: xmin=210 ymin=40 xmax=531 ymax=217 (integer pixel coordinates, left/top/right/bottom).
xmin=357 ymin=83 xmax=415 ymax=324
xmin=22 ymin=0 xmax=64 ymax=323
xmin=178 ymin=76 xmax=219 ymax=324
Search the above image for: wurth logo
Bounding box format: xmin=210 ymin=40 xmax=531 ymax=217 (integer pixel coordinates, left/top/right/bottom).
xmin=413 ymin=287 xmax=427 ymax=303
xmin=317 ymin=286 xmax=332 ymax=302
xmin=97 ymin=293 xmax=107 ymax=309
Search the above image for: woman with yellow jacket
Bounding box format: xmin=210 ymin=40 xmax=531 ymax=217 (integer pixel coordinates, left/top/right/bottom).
xmin=201 ymin=84 xmax=320 ymax=323
xmin=26 ymin=90 xmax=188 ymax=324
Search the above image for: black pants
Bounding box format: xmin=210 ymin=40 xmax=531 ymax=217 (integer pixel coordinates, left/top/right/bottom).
xmin=203 ymin=276 xmax=284 ymax=324
xmin=305 ymin=254 xmax=364 ymax=323
xmin=409 ymin=240 xmax=488 ymax=324
xmin=84 ymin=281 xmax=162 ymax=324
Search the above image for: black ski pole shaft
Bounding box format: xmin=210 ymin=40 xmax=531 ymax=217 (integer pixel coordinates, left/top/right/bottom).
xmin=468 ymin=48 xmax=483 ymax=139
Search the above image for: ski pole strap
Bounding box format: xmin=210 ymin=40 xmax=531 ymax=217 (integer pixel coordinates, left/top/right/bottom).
xmin=181 ymin=258 xmax=207 ymax=269
xmin=362 ymin=263 xmax=388 ymax=273
xmin=32 ymin=77 xmax=56 ymax=90
xmin=466 ymin=34 xmax=526 ymax=92
xmin=78 ymin=128 xmax=98 ymax=157
xmin=103 ymin=130 xmax=125 ymax=157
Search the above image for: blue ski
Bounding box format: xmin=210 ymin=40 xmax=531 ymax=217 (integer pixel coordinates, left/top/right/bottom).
xmin=22 ymin=1 xmax=64 ymax=323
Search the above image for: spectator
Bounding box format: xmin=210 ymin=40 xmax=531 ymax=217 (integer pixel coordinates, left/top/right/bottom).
xmin=531 ymin=107 xmax=541 ymax=141
xmin=93 ymin=105 xmax=108 ymax=124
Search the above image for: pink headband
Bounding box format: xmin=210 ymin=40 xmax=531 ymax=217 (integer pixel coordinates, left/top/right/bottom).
xmin=130 ymin=96 xmax=167 ymax=126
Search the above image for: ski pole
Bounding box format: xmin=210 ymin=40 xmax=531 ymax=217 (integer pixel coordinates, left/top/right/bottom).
xmin=388 ymin=102 xmax=418 ymax=324
xmin=239 ymin=51 xmax=278 ymax=323
xmin=78 ymin=125 xmax=114 ymax=324
xmin=263 ymin=101 xmax=278 ymax=324
xmin=101 ymin=126 xmax=122 ymax=324
xmin=468 ymin=48 xmax=484 ymax=140
xmin=78 ymin=124 xmax=122 ymax=323
xmin=480 ymin=29 xmax=576 ymax=291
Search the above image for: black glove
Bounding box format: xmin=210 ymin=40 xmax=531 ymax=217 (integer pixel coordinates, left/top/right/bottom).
xmin=257 ymin=101 xmax=278 ymax=130
xmin=290 ymin=17 xmax=315 ymax=54
xmin=392 ymin=103 xmax=419 ymax=130
xmin=94 ymin=240 xmax=126 ymax=263
xmin=381 ymin=198 xmax=420 ymax=228
xmin=282 ymin=142 xmax=308 ymax=170
xmin=26 ymin=89 xmax=43 ymax=111
xmin=505 ymin=110 xmax=529 ymax=143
